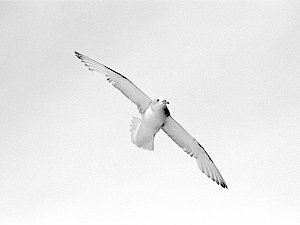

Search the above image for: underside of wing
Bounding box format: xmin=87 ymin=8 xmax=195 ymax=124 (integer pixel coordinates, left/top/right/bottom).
xmin=75 ymin=51 xmax=152 ymax=114
xmin=162 ymin=116 xmax=227 ymax=188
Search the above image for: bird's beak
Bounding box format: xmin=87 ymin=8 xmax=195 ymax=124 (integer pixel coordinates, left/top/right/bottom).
xmin=163 ymin=100 xmax=169 ymax=104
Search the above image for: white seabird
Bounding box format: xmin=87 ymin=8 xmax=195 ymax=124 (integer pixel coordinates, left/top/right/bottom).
xmin=75 ymin=51 xmax=228 ymax=188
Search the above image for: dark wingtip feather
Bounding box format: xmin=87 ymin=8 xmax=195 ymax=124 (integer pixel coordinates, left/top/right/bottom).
xmin=74 ymin=51 xmax=93 ymax=72
xmin=74 ymin=51 xmax=83 ymax=59
xmin=221 ymin=182 xmax=228 ymax=189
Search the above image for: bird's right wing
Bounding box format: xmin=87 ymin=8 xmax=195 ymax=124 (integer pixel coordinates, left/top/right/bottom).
xmin=162 ymin=116 xmax=227 ymax=188
xmin=75 ymin=51 xmax=152 ymax=114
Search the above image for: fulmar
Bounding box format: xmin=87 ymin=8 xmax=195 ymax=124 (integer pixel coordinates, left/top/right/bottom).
xmin=75 ymin=51 xmax=228 ymax=189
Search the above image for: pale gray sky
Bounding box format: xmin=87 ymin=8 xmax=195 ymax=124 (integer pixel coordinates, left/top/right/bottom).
xmin=0 ymin=1 xmax=299 ymax=225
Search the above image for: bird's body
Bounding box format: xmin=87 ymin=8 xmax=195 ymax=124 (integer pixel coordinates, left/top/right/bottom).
xmin=131 ymin=97 xmax=169 ymax=150
xmin=75 ymin=51 xmax=228 ymax=188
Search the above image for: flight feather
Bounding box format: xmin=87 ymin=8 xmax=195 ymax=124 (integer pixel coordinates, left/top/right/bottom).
xmin=75 ymin=51 xmax=152 ymax=114
xmin=162 ymin=116 xmax=227 ymax=188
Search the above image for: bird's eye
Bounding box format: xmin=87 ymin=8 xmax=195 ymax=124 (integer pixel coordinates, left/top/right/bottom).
xmin=156 ymin=99 xmax=159 ymax=102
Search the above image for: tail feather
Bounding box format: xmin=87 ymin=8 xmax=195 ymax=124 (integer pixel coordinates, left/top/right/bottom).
xmin=130 ymin=116 xmax=141 ymax=133
xmin=140 ymin=137 xmax=154 ymax=151
xmin=130 ymin=116 xmax=154 ymax=151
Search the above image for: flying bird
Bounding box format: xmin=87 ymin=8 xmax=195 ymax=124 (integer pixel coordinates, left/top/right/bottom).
xmin=75 ymin=51 xmax=228 ymax=188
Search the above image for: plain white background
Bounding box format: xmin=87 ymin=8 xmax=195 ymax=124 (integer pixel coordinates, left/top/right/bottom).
xmin=1 ymin=1 xmax=299 ymax=224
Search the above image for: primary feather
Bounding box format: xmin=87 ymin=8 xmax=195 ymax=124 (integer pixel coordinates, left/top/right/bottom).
xmin=162 ymin=116 xmax=227 ymax=188
xmin=75 ymin=51 xmax=152 ymax=114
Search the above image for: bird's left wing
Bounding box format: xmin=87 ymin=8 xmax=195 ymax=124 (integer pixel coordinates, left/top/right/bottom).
xmin=75 ymin=51 xmax=152 ymax=114
xmin=162 ymin=116 xmax=228 ymax=188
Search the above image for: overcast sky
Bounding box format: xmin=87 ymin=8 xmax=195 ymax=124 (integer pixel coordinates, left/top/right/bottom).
xmin=0 ymin=1 xmax=299 ymax=225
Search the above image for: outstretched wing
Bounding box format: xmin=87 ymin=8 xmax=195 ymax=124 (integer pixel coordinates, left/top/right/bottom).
xmin=75 ymin=51 xmax=152 ymax=114
xmin=162 ymin=116 xmax=227 ymax=188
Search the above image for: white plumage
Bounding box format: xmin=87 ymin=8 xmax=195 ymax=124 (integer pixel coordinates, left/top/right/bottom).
xmin=75 ymin=51 xmax=227 ymax=188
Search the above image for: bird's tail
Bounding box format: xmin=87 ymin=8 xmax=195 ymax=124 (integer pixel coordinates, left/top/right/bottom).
xmin=130 ymin=116 xmax=154 ymax=151
xmin=130 ymin=116 xmax=141 ymax=134
xmin=140 ymin=138 xmax=154 ymax=151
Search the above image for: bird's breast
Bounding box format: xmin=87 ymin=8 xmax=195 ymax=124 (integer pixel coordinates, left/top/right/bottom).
xmin=141 ymin=107 xmax=166 ymax=133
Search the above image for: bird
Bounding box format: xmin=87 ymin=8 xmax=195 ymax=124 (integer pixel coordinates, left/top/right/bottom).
xmin=74 ymin=51 xmax=228 ymax=189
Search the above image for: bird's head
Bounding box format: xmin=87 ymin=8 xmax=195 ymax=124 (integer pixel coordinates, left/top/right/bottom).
xmin=151 ymin=96 xmax=169 ymax=111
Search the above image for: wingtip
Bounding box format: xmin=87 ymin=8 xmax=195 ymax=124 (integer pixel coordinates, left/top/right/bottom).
xmin=208 ymin=175 xmax=228 ymax=189
xmin=221 ymin=182 xmax=228 ymax=189
xmin=212 ymin=177 xmax=227 ymax=189
xmin=74 ymin=51 xmax=82 ymax=59
xmin=216 ymin=176 xmax=228 ymax=189
xmin=196 ymin=159 xmax=228 ymax=189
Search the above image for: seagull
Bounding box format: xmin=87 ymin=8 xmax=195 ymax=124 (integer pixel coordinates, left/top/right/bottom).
xmin=75 ymin=51 xmax=228 ymax=189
